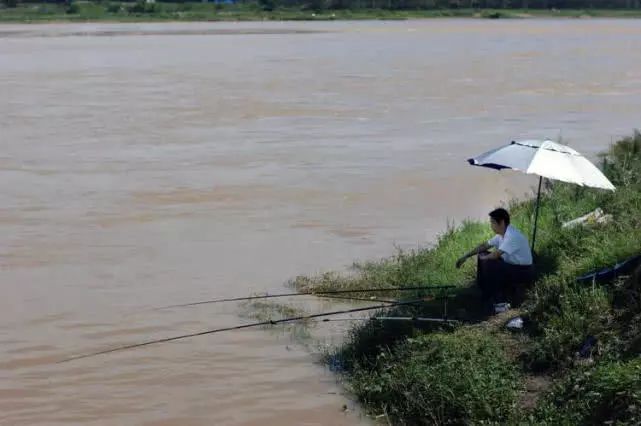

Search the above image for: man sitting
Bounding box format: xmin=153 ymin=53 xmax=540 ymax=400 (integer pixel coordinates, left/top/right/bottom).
xmin=456 ymin=208 xmax=534 ymax=308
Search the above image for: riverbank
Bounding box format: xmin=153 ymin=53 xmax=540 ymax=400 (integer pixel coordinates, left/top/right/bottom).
xmin=293 ymin=132 xmax=641 ymax=424
xmin=2 ymin=3 xmax=641 ymax=23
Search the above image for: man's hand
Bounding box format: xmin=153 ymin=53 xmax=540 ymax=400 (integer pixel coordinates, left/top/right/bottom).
xmin=455 ymin=256 xmax=467 ymax=269
xmin=479 ymin=250 xmax=502 ymax=261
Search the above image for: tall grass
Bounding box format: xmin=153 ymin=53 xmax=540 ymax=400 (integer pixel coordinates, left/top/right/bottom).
xmin=523 ymin=275 xmax=615 ymax=372
xmin=291 ymin=221 xmax=491 ymax=296
xmin=349 ymin=328 xmax=522 ymax=425
xmin=535 ymin=359 xmax=641 ymax=425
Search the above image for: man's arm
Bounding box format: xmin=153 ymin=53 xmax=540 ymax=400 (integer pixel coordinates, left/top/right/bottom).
xmin=456 ymin=242 xmax=492 ymax=268
xmin=479 ymin=249 xmax=504 ymax=261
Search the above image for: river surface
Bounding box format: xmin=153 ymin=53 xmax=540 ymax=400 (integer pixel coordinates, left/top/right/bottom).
xmin=1 ymin=18 xmax=640 ymax=425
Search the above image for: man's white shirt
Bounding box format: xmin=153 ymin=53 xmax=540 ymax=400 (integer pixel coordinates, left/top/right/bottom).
xmin=488 ymin=225 xmax=533 ymax=266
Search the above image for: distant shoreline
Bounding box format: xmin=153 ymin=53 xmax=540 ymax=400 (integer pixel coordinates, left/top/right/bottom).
xmin=2 ymin=4 xmax=641 ymax=24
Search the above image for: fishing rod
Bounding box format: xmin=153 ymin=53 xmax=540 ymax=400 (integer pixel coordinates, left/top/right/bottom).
xmin=155 ymin=285 xmax=455 ymax=310
xmin=244 ymin=293 xmax=399 ymax=304
xmin=318 ymin=316 xmax=460 ymax=324
xmin=314 ymin=294 xmax=399 ymax=304
xmin=60 ymin=297 xmax=429 ymax=363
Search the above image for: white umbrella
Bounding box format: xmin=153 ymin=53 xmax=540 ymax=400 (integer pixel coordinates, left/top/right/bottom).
xmin=468 ymin=140 xmax=615 ymax=251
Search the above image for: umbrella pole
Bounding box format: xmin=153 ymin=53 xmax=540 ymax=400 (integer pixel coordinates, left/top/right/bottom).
xmin=531 ymin=176 xmax=543 ymax=253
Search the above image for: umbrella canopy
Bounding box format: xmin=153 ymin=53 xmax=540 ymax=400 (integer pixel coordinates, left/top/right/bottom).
xmin=468 ymin=140 xmax=615 ymax=191
xmin=467 ymin=139 xmax=616 ymax=253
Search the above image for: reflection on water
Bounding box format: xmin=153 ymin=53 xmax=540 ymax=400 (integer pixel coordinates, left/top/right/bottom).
xmin=1 ymin=19 xmax=640 ymax=425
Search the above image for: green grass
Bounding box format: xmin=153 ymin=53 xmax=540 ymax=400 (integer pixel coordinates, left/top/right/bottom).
xmin=291 ymin=221 xmax=491 ymax=296
xmin=523 ymin=275 xmax=616 ymax=372
xmin=535 ymin=359 xmax=641 ymax=425
xmin=349 ymin=328 xmax=522 ymax=425
xmin=2 ymin=3 xmax=641 ymax=23
xmin=296 ymin=131 xmax=641 ymax=424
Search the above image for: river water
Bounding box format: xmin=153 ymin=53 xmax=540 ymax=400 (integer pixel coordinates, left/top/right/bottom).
xmin=1 ymin=18 xmax=640 ymax=425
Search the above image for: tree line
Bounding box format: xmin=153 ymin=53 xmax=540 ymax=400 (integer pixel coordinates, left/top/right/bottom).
xmin=5 ymin=0 xmax=641 ymax=11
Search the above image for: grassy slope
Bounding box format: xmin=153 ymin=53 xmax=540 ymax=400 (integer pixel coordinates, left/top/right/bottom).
xmin=294 ymin=131 xmax=641 ymax=424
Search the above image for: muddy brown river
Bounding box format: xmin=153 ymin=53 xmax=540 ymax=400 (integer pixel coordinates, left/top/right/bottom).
xmin=1 ymin=18 xmax=640 ymax=425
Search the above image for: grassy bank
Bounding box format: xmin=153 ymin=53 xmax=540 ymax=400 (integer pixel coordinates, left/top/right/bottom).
xmin=2 ymin=3 xmax=641 ymax=23
xmin=293 ymin=131 xmax=641 ymax=424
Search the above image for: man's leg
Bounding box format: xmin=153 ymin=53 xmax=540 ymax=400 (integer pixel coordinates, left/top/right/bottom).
xmin=477 ymin=254 xmax=486 ymax=295
xmin=505 ymin=264 xmax=534 ymax=307
xmin=493 ymin=260 xmax=510 ymax=303
xmin=477 ymin=252 xmax=493 ymax=299
xmin=477 ymin=256 xmax=506 ymax=305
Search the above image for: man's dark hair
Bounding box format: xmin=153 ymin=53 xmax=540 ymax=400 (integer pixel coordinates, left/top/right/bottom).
xmin=489 ymin=208 xmax=510 ymax=226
